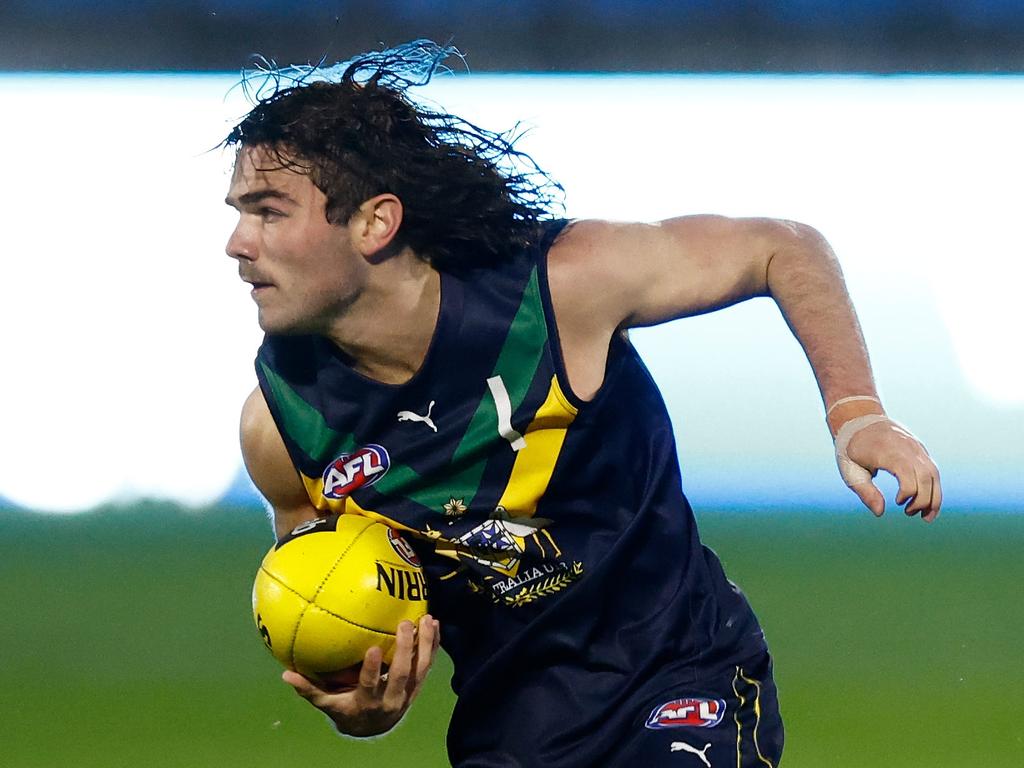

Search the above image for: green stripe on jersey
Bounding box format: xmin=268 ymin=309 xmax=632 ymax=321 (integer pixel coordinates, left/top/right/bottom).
xmin=258 ymin=360 xmax=356 ymax=464
xmin=440 ymin=268 xmax=548 ymax=509
xmin=259 ymin=360 xmax=424 ymax=490
xmin=261 ymin=267 xmax=548 ymax=513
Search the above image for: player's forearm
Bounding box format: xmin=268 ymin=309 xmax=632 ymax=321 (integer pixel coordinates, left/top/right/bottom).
xmin=764 ymin=223 xmax=884 ymax=431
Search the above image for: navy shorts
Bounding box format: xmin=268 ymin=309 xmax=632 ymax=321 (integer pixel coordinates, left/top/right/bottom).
xmin=452 ymin=652 xmax=783 ymax=768
xmin=607 ymin=652 xmax=784 ymax=768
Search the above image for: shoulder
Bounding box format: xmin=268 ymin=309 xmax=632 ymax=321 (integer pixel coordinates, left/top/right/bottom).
xmin=239 ymin=387 xmax=291 ymax=495
xmin=545 ymin=219 xmax=623 ymax=314
xmin=240 ymin=386 xmax=281 ymax=458
xmin=545 ymin=219 xmax=661 ymax=338
xmin=542 ymin=221 xmax=637 ymax=399
xmin=240 ymin=387 xmax=319 ymax=538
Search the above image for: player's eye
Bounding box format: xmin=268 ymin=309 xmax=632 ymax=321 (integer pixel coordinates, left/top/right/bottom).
xmin=259 ymin=207 xmax=285 ymax=222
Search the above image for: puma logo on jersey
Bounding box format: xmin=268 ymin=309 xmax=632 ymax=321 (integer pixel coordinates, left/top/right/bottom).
xmin=670 ymin=741 xmax=712 ymax=767
xmin=397 ymin=401 xmax=437 ymax=432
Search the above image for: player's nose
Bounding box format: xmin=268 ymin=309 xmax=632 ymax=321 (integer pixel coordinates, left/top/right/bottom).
xmin=225 ymin=221 xmax=257 ymax=261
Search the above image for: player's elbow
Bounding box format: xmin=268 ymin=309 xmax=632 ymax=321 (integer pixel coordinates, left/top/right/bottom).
xmin=768 ymin=218 xmax=830 ymax=255
xmin=761 ymin=218 xmax=836 ymax=284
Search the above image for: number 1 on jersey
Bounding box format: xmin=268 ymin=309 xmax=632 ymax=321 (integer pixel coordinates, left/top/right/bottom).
xmin=487 ymin=375 xmax=527 ymax=452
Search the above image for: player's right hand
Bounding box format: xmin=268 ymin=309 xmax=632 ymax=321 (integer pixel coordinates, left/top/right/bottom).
xmin=839 ymin=416 xmax=942 ymax=522
xmin=281 ymin=613 xmax=441 ymax=737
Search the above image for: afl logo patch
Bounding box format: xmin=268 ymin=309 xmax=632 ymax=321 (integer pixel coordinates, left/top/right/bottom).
xmin=386 ymin=528 xmax=421 ymax=567
xmin=645 ymin=698 xmax=726 ymax=729
xmin=322 ymin=445 xmax=390 ymax=499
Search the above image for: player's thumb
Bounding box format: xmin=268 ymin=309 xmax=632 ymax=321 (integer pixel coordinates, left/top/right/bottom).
xmin=282 ymin=670 xmax=319 ymax=698
xmin=834 ymin=414 xmax=887 ymax=517
xmin=850 ymin=481 xmax=885 ymax=517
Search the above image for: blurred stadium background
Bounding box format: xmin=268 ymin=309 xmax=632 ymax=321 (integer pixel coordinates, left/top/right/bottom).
xmin=1 ymin=2 xmax=1021 ymax=766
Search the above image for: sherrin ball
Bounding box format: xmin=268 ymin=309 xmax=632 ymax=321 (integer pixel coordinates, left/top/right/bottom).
xmin=252 ymin=514 xmax=429 ymax=681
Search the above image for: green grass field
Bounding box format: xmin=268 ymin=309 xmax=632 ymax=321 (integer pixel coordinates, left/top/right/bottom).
xmin=1 ymin=504 xmax=1020 ymax=767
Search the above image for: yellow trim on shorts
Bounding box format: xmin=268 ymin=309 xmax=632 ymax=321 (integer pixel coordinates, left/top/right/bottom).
xmin=739 ymin=667 xmax=774 ymax=767
xmin=732 ymin=665 xmax=775 ymax=768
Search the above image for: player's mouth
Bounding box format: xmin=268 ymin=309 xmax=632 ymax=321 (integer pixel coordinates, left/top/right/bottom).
xmin=242 ymin=275 xmax=275 ymax=297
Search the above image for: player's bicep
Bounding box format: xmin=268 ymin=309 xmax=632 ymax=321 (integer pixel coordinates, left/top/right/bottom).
xmin=240 ymin=386 xmax=320 ymax=539
xmin=553 ymin=216 xmax=785 ymax=330
xmin=626 ymin=215 xmax=781 ymax=325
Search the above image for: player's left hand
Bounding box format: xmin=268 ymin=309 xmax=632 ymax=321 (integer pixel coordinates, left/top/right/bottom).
xmin=836 ymin=416 xmax=942 ymax=521
xmin=281 ymin=613 xmax=441 ymax=737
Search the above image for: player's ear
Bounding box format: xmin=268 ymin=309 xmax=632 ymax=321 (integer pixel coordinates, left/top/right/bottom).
xmin=352 ymin=194 xmax=403 ymax=257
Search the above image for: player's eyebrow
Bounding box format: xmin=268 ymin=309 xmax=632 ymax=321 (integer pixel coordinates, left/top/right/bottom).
xmin=224 ymin=189 xmax=298 ymax=209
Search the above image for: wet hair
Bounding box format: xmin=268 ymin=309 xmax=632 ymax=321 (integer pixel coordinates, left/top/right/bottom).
xmin=224 ymin=40 xmax=563 ymax=273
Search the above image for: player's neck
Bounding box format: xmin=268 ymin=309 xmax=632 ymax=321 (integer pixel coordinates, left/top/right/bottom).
xmin=324 ymin=253 xmax=441 ymax=385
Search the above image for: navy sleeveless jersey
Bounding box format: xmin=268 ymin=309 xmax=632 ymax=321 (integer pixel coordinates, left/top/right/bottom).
xmin=255 ymin=221 xmax=768 ymax=766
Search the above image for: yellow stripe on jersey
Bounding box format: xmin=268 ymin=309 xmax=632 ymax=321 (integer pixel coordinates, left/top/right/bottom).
xmin=298 ymin=374 xmax=575 ymax=538
xmin=496 ymin=375 xmax=578 ymax=517
xmin=343 ymin=495 xmax=423 ymax=536
xmin=300 ymin=472 xmax=347 ymax=515
xmin=299 ymin=471 xmax=422 ymax=534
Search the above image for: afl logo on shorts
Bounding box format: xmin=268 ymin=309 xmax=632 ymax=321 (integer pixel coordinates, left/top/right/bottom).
xmin=386 ymin=528 xmax=421 ymax=567
xmin=645 ymin=697 xmax=726 ymax=729
xmin=322 ymin=445 xmax=390 ymax=499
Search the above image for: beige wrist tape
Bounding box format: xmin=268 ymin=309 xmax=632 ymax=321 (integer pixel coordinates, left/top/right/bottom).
xmin=826 ymin=395 xmax=882 ymax=420
xmin=834 ymin=414 xmax=890 ymax=487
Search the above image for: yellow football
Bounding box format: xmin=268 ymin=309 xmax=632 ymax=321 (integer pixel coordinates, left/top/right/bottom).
xmin=252 ymin=514 xmax=428 ymax=681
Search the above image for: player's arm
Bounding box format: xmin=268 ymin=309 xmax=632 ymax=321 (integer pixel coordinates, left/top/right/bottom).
xmin=548 ymin=216 xmax=941 ymax=520
xmin=240 ymin=386 xmax=321 ymax=540
xmin=240 ymin=386 xmax=442 ymax=736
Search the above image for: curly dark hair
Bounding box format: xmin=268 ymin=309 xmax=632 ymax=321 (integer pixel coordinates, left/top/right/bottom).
xmin=223 ymin=40 xmax=564 ymax=273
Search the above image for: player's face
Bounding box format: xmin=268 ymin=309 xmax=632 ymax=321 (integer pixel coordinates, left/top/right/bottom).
xmin=224 ymin=146 xmax=367 ymax=335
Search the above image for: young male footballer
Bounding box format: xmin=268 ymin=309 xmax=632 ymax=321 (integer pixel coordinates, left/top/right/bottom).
xmin=226 ymin=41 xmax=941 ymax=767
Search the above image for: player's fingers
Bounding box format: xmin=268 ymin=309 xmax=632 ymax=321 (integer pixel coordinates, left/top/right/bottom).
xmin=401 ymin=614 xmax=438 ymax=704
xmin=892 ymin=462 xmax=919 ymax=508
xmin=904 ymin=464 xmax=933 ymax=517
xmin=357 ymin=645 xmax=385 ymax=695
xmin=924 ymin=470 xmax=943 ymax=522
xmin=382 ymin=620 xmax=416 ymax=709
xmin=900 ymin=464 xmax=924 ymax=514
xmin=914 ymin=456 xmax=941 ymax=522
xmin=409 ymin=615 xmax=439 ymax=697
xmin=851 ymin=480 xmax=885 ymax=517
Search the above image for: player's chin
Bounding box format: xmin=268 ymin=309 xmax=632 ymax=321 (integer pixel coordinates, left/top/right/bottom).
xmin=257 ymin=309 xmax=311 ymax=336
xmin=256 ymin=307 xmax=279 ymax=334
